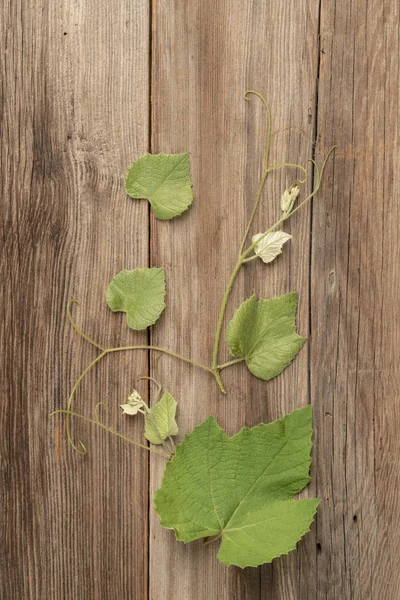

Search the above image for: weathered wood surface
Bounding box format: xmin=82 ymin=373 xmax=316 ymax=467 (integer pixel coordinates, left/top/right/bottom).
xmin=1 ymin=1 xmax=150 ymax=598
xmin=1 ymin=0 xmax=399 ymax=598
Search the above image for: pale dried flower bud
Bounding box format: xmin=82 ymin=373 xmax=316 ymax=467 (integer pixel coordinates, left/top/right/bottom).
xmin=280 ymin=185 xmax=300 ymax=213
xmin=120 ymin=389 xmax=145 ymax=416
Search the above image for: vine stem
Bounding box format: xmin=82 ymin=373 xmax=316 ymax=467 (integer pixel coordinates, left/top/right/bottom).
xmin=212 ymin=91 xmax=272 ymax=383
xmin=211 ymin=259 xmax=243 ymax=376
xmin=106 ymin=345 xmax=213 ymax=374
xmin=238 ymin=90 xmax=272 ymax=257
xmin=210 ymin=135 xmax=335 ymax=389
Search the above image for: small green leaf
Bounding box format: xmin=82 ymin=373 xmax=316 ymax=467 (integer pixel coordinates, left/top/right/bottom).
xmin=145 ymin=391 xmax=178 ymax=445
xmin=125 ymin=153 xmax=194 ymax=220
xmin=106 ymin=268 xmax=166 ymax=330
xmin=226 ymin=292 xmax=305 ymax=380
xmin=155 ymin=406 xmax=318 ymax=568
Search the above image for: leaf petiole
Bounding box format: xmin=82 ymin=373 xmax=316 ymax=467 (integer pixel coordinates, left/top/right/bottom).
xmin=218 ymin=358 xmax=244 ymax=371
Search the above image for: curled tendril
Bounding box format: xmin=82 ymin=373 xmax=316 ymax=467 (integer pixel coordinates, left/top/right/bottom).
xmin=241 ymin=145 xmax=336 ymax=260
xmin=65 ymin=351 xmax=108 ymax=454
xmin=244 ymin=90 xmax=271 ymax=173
xmin=266 ymin=162 xmax=308 ymax=184
xmin=49 ymin=405 xmax=171 ymax=459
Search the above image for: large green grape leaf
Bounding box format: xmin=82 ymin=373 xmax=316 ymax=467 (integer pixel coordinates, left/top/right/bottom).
xmin=155 ymin=406 xmax=318 ymax=568
xmin=145 ymin=391 xmax=179 ymax=445
xmin=226 ymin=292 xmax=306 ymax=380
xmin=125 ymin=153 xmax=194 ymax=220
xmin=106 ymin=268 xmax=166 ymax=330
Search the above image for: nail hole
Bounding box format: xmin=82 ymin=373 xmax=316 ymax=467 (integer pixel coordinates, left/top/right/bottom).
xmin=63 ymin=32 xmax=68 ymax=36
xmin=353 ymin=515 xmax=357 ymax=523
xmin=316 ymin=542 xmax=322 ymax=553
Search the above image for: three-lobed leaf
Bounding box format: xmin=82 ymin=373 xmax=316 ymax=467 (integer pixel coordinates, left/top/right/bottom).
xmin=106 ymin=268 xmax=166 ymax=330
xmin=155 ymin=405 xmax=318 ymax=568
xmin=125 ymin=153 xmax=194 ymax=220
xmin=226 ymin=292 xmax=305 ymax=380
xmin=145 ymin=391 xmax=179 ymax=445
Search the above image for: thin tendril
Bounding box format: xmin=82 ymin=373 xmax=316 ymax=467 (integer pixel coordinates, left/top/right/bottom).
xmin=242 ymin=146 xmax=336 ymax=259
xmin=153 ymin=353 xmax=164 ymax=385
xmin=238 ymin=91 xmax=272 ymax=256
xmin=266 ymin=162 xmax=308 ymax=184
xmin=244 ymin=90 xmax=271 ymax=172
xmin=93 ymin=401 xmax=107 ymax=424
xmin=136 ymin=375 xmax=162 ymax=400
xmin=50 ymin=409 xmax=171 ymax=459
xmin=67 ymin=300 xmax=105 ymax=351
xmin=65 ymin=352 xmax=107 ymax=454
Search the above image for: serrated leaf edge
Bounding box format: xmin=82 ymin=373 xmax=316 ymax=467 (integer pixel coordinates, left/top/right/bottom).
xmin=226 ymin=291 xmax=307 ymax=380
xmin=218 ymin=498 xmax=320 ymax=568
xmin=154 ymin=406 xmax=318 ymax=567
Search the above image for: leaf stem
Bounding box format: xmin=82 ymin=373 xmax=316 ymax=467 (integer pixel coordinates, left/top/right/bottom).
xmin=218 ymin=358 xmax=244 ymax=371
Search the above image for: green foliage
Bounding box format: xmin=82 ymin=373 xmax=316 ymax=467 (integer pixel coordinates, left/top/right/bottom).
xmin=57 ymin=94 xmax=334 ymax=570
xmin=155 ymin=406 xmax=318 ymax=568
xmin=226 ymin=292 xmax=306 ymax=380
xmin=106 ymin=268 xmax=166 ymax=330
xmin=125 ymin=153 xmax=194 ymax=220
xmin=144 ymin=391 xmax=178 ymax=445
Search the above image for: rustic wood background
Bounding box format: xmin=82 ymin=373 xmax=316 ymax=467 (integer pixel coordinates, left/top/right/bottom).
xmin=2 ymin=0 xmax=399 ymax=598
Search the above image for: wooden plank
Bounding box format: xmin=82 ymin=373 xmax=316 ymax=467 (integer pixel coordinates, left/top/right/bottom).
xmin=150 ymin=1 xmax=321 ymax=597
xmin=0 ymin=1 xmax=150 ymax=598
xmin=311 ymin=0 xmax=400 ymax=598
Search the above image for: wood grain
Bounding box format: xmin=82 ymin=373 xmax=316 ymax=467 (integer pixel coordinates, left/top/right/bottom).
xmin=1 ymin=1 xmax=150 ymax=598
xmin=311 ymin=0 xmax=400 ymax=598
xmin=150 ymin=1 xmax=320 ymax=598
xmin=2 ymin=0 xmax=400 ymax=598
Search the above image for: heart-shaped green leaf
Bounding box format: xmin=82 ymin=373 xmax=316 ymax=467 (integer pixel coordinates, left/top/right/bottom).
xmin=106 ymin=268 xmax=166 ymax=330
xmin=125 ymin=153 xmax=194 ymax=220
xmin=226 ymin=292 xmax=306 ymax=380
xmin=155 ymin=406 xmax=318 ymax=568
